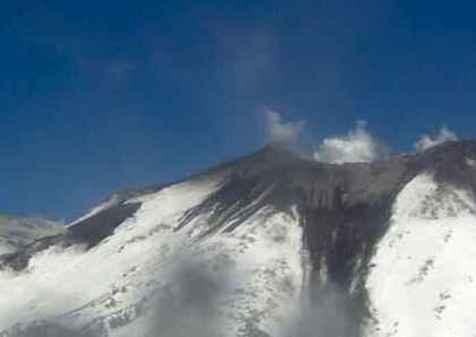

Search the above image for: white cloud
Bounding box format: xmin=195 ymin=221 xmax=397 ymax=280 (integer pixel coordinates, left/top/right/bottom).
xmin=414 ymin=126 xmax=458 ymax=153
xmin=265 ymin=109 xmax=305 ymax=144
xmin=314 ymin=121 xmax=388 ymax=164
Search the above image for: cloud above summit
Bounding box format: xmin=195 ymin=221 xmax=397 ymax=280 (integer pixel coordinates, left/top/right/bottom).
xmin=263 ymin=112 xmax=388 ymax=163
xmin=261 ymin=110 xmax=461 ymax=164
xmin=314 ymin=121 xmax=389 ymax=164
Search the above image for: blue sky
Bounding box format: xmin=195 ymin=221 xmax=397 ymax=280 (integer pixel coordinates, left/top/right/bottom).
xmin=1 ymin=0 xmax=476 ymax=220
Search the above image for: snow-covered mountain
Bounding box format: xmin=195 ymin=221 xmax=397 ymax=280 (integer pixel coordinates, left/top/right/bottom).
xmin=0 ymin=215 xmax=64 ymax=255
xmin=1 ymin=141 xmax=476 ymax=337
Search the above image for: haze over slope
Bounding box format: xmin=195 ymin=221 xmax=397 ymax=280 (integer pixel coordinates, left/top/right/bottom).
xmin=0 ymin=215 xmax=64 ymax=255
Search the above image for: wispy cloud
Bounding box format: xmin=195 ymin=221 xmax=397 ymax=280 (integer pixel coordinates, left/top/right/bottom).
xmin=414 ymin=126 xmax=458 ymax=153
xmin=265 ymin=109 xmax=306 ymax=145
xmin=314 ymin=121 xmax=389 ymax=164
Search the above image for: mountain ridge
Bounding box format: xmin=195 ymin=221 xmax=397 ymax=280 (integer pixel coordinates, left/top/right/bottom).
xmin=1 ymin=139 xmax=476 ymax=337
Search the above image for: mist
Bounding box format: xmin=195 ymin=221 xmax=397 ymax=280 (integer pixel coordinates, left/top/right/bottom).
xmin=275 ymin=280 xmax=360 ymax=337
xmin=148 ymin=256 xmax=231 ymax=337
xmin=146 ymin=258 xmax=358 ymax=337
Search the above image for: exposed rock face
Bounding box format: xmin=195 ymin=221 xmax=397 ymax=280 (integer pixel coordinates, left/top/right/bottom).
xmin=2 ymin=140 xmax=476 ymax=337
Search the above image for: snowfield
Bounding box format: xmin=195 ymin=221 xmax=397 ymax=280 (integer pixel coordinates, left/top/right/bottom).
xmin=0 ymin=175 xmax=307 ymax=337
xmin=366 ymin=173 xmax=476 ymax=337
